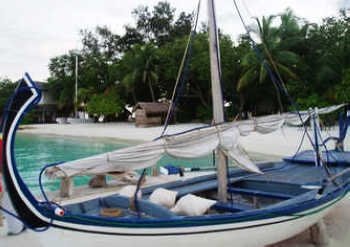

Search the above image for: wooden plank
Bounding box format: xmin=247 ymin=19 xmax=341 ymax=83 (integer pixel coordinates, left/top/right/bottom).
xmin=60 ymin=177 xmax=73 ymax=198
xmin=135 ymin=109 xmax=146 ymax=117
xmin=227 ymin=187 xmax=293 ymax=200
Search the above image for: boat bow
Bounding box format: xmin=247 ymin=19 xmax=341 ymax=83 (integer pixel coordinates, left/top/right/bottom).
xmin=1 ymin=73 xmax=48 ymax=228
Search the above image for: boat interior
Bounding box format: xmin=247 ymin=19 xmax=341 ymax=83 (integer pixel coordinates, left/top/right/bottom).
xmin=284 ymin=150 xmax=350 ymax=166
xmin=63 ymin=160 xmax=350 ymax=220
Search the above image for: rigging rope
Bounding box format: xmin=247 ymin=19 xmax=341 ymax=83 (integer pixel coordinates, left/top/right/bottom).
xmin=231 ymin=0 xmax=344 ymax=185
xmin=232 ymin=0 xmax=316 ymax=150
xmin=161 ymin=0 xmax=201 ymax=136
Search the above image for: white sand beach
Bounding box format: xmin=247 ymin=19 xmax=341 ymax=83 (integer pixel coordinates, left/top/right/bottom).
xmin=19 ymin=123 xmax=206 ymax=142
xmin=1 ymin=123 xmax=349 ymax=247
xmin=19 ymin=122 xmax=343 ymax=156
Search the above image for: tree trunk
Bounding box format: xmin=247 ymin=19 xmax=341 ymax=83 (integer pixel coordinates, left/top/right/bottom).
xmin=192 ymin=84 xmax=209 ymax=108
xmin=132 ymin=90 xmax=137 ymax=105
xmin=148 ymin=80 xmax=156 ymax=102
xmin=271 ymin=77 xmax=284 ymax=112
xmin=239 ymin=93 xmax=245 ymax=119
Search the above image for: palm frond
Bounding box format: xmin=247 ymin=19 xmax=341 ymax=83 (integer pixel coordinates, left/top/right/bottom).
xmin=276 ymin=50 xmax=299 ymax=65
xmin=238 ymin=67 xmax=258 ymax=91
xmin=276 ymin=63 xmax=298 ymax=80
xmin=259 ymin=61 xmax=268 ymax=84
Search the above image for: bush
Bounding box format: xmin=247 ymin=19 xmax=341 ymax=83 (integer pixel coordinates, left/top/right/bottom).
xmin=87 ymin=88 xmax=124 ymax=119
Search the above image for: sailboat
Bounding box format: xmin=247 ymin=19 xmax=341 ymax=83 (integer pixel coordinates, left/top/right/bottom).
xmin=1 ymin=1 xmax=350 ymax=246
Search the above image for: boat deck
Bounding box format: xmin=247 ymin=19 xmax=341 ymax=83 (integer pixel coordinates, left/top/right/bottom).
xmin=61 ymin=161 xmax=350 ymax=222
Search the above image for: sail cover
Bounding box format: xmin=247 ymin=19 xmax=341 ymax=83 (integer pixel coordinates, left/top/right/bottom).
xmin=45 ymin=124 xmax=261 ymax=178
xmin=45 ymin=104 xmax=345 ymax=179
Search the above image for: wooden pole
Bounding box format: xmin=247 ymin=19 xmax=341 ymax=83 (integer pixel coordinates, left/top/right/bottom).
xmin=207 ymin=0 xmax=228 ymax=202
xmin=310 ymin=108 xmax=322 ymax=167
xmin=75 ymin=55 xmax=79 ymax=118
xmin=60 ymin=177 xmax=73 ymax=198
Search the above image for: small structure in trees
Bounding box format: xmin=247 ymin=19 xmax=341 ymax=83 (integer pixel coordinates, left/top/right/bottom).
xmin=133 ymin=102 xmax=170 ymax=127
xmin=34 ymin=81 xmax=58 ymax=123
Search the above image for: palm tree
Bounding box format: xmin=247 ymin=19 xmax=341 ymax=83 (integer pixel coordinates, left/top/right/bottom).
xmin=237 ymin=11 xmax=302 ymax=113
xmin=121 ymin=44 xmax=159 ymax=103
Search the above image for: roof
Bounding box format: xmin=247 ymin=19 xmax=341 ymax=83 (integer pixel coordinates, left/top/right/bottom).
xmin=134 ymin=102 xmax=169 ymax=114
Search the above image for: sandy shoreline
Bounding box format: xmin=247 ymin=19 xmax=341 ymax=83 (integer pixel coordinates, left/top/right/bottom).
xmin=1 ymin=122 xmax=349 ymax=246
xmin=19 ymin=123 xmax=343 ymax=157
xmin=19 ymin=123 xmax=206 ymax=142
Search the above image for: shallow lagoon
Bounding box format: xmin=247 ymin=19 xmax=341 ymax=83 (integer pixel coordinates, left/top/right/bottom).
xmin=14 ymin=133 xmax=214 ymax=193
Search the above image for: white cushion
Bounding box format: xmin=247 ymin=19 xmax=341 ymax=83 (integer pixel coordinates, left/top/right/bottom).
xmin=171 ymin=194 xmax=216 ymax=216
xmin=149 ymin=188 xmax=178 ymax=208
xmin=118 ymin=185 xmax=142 ymax=198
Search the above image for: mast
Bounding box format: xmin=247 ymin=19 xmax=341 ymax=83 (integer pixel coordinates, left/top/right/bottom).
xmin=207 ymin=0 xmax=228 ymax=202
xmin=75 ymin=55 xmax=78 ymax=118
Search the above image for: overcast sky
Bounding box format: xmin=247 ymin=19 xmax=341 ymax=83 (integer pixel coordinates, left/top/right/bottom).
xmin=0 ymin=0 xmax=349 ymax=81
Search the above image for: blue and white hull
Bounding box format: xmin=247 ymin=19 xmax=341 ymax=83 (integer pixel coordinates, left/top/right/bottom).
xmin=37 ymin=199 xmax=340 ymax=247
xmin=1 ymin=75 xmax=350 ymax=247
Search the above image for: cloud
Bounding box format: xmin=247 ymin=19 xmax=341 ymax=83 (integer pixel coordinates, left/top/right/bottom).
xmin=0 ymin=0 xmax=343 ymax=81
xmin=338 ymin=0 xmax=350 ymax=8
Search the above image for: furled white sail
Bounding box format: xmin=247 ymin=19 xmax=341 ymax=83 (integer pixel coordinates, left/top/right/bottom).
xmin=45 ymin=104 xmax=345 ymax=179
xmin=45 ymin=123 xmax=262 ymax=179
xmin=299 ymin=104 xmax=346 ymax=115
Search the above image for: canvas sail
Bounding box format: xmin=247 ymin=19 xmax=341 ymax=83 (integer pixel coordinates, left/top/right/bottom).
xmin=45 ymin=124 xmax=258 ymax=178
xmin=45 ymin=104 xmax=345 ymax=179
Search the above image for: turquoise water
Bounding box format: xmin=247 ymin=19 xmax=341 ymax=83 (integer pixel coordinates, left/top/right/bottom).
xmin=14 ymin=134 xmax=214 ymax=194
xmin=14 ymin=134 xmax=128 ymax=193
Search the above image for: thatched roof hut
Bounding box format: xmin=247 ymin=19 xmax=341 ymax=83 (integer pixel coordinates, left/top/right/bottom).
xmin=133 ymin=102 xmax=170 ymax=127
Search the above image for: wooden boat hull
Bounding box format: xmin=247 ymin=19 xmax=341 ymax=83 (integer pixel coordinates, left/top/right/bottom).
xmin=36 ymin=198 xmax=340 ymax=247
xmin=2 ymin=74 xmax=350 ymax=247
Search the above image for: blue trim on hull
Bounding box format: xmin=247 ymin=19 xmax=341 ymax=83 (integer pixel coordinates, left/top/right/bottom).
xmin=1 ymin=74 xmax=48 ymax=228
xmin=43 ymin=184 xmax=347 ymax=229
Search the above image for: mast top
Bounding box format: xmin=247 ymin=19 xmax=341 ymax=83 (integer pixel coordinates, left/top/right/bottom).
xmin=207 ymin=0 xmax=228 ymax=202
xmin=207 ymin=0 xmax=225 ymax=123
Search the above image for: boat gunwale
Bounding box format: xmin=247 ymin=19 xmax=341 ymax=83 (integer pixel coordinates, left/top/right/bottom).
xmin=42 ymin=176 xmax=350 ymax=229
xmin=38 ymin=189 xmax=347 ymax=236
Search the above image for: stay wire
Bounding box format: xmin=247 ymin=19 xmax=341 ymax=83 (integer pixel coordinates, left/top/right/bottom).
xmin=315 ymin=122 xmax=340 ymax=186
xmin=232 ymin=0 xmax=315 ymax=150
xmin=161 ymin=0 xmax=201 ymax=136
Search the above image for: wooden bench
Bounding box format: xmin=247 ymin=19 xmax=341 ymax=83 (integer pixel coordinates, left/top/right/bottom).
xmin=227 ymin=187 xmax=294 ymax=200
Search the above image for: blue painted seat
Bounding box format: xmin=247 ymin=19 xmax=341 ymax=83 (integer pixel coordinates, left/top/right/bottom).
xmin=65 ymin=195 xmax=178 ymax=219
xmin=227 ymin=187 xmax=294 ymax=200
xmin=212 ymin=201 xmax=253 ymax=212
xmin=284 ymin=150 xmax=350 ymax=166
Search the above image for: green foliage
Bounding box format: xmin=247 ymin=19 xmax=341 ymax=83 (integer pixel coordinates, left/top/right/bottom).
xmin=335 ymin=68 xmax=350 ymax=103
xmin=0 ymin=78 xmax=16 ymax=116
xmin=121 ymin=43 xmax=159 ymax=103
xmin=43 ymin=2 xmax=350 ymax=122
xmin=87 ymin=87 xmax=123 ymax=117
xmin=296 ymin=93 xmax=328 ymax=109
xmin=21 ymin=112 xmax=38 ymax=125
xmin=237 ymin=10 xmax=303 ymax=114
xmin=196 ymin=105 xmax=212 ymax=122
